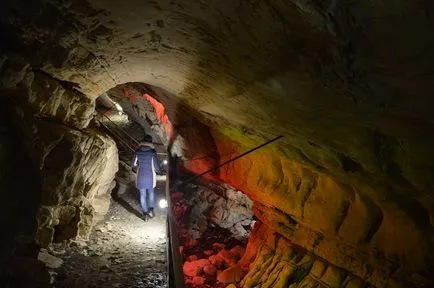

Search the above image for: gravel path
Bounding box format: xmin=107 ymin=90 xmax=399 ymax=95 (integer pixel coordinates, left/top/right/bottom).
xmin=52 ymin=182 xmax=168 ymax=288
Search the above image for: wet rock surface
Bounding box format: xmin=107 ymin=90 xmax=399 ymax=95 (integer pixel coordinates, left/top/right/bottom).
xmin=50 ymin=183 xmax=168 ymax=288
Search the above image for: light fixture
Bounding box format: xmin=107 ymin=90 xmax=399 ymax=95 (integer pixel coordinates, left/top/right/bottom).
xmin=159 ymin=199 xmax=168 ymax=209
xmin=163 ymin=159 xmax=168 ymax=165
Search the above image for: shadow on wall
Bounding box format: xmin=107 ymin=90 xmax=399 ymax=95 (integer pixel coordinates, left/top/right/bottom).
xmin=0 ymin=100 xmax=43 ymax=285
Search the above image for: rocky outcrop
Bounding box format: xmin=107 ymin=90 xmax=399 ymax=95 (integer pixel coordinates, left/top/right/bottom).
xmin=0 ymin=54 xmax=94 ymax=129
xmin=0 ymin=54 xmax=118 ymax=247
xmin=172 ymin=181 xmax=253 ymax=241
xmin=240 ymin=222 xmax=370 ymax=288
xmin=200 ymin=132 xmax=433 ymax=287
xmin=172 ymin=179 xmax=251 ymax=287
xmin=35 ymin=121 xmax=118 ymax=246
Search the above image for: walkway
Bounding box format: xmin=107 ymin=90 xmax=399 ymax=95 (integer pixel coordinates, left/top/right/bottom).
xmin=52 ymin=182 xmax=168 ymax=288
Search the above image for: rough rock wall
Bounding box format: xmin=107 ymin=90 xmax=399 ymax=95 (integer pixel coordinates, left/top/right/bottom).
xmin=174 ymin=182 xmax=253 ymax=241
xmin=35 ymin=121 xmax=118 ymax=246
xmin=130 ymin=83 xmax=434 ymax=286
xmin=0 ymin=54 xmax=118 ymax=247
xmin=239 ymin=222 xmax=369 ymax=288
xmin=205 ymin=132 xmax=433 ymax=287
xmin=1 ymin=0 xmax=434 ymax=286
xmin=143 ymin=93 xmax=433 ymax=286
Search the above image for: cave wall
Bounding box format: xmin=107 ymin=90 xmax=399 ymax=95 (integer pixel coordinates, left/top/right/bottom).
xmin=239 ymin=222 xmax=370 ymax=288
xmin=0 ymin=54 xmax=118 ymax=247
xmin=1 ymin=0 xmax=434 ymax=287
xmin=139 ymin=86 xmax=432 ymax=286
xmin=143 ymin=94 xmax=433 ymax=287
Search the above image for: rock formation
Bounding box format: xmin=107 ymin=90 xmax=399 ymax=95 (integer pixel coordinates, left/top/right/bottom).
xmin=1 ymin=0 xmax=434 ymax=287
xmin=0 ymin=54 xmax=118 ymax=248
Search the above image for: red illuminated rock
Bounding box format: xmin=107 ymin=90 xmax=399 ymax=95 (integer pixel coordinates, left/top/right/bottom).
xmin=212 ymin=243 xmax=225 ymax=250
xmin=191 ymin=276 xmax=205 ymax=285
xmin=216 ymin=249 xmax=237 ymax=265
xmin=184 ymin=238 xmax=198 ymax=249
xmin=183 ymin=259 xmax=210 ymax=277
xmin=187 ymin=255 xmax=198 ymax=262
xmin=204 ymin=250 xmax=213 ymax=256
xmin=230 ymin=246 xmax=245 ymax=260
xmin=203 ymin=264 xmax=217 ymax=276
xmin=217 ymin=264 xmax=242 ymax=284
xmin=209 ymin=254 xmax=224 ymax=268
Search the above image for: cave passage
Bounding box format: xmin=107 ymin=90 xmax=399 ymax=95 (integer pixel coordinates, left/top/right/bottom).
xmin=2 ymin=1 xmax=434 ymax=287
xmin=43 ymin=90 xmax=171 ymax=287
xmin=92 ymin=87 xmax=256 ymax=288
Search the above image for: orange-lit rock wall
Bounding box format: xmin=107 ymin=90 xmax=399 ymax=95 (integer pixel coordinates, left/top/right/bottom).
xmin=191 ymin=131 xmax=431 ymax=287
xmin=145 ymin=93 xmax=431 ymax=287
xmin=239 ymin=222 xmax=368 ymax=287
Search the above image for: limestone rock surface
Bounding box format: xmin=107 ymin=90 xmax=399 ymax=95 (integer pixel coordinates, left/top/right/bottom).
xmin=2 ymin=0 xmax=434 ymax=286
xmin=35 ymin=121 xmax=118 ymax=246
xmin=184 ymin=183 xmax=253 ymax=241
xmin=1 ymin=55 xmax=118 ymax=247
xmin=0 ymin=54 xmax=94 ymax=129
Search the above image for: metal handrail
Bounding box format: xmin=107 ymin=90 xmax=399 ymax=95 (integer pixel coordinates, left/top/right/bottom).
xmin=166 ymin=155 xmax=185 ymax=288
xmin=98 ymin=120 xmax=136 ymax=153
xmin=100 ymin=113 xmax=141 ymax=146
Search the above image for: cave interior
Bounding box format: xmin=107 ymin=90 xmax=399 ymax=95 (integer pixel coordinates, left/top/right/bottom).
xmin=1 ymin=0 xmax=434 ymax=287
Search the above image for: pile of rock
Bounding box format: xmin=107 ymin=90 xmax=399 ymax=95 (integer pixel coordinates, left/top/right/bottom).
xmin=172 ymin=182 xmax=253 ymax=243
xmin=171 ymin=180 xmax=253 ymax=287
xmin=182 ymin=243 xmax=246 ymax=286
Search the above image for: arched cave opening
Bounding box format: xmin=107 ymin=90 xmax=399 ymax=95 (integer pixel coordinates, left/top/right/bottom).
xmin=5 ymin=80 xmax=256 ymax=288
xmin=1 ymin=1 xmax=434 ymax=288
xmin=90 ymin=83 xmax=257 ymax=288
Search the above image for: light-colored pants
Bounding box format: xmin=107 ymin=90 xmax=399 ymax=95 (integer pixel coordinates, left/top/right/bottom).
xmin=139 ymin=188 xmax=155 ymax=214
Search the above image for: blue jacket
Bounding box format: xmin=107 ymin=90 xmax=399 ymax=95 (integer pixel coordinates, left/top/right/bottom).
xmin=131 ymin=145 xmax=161 ymax=189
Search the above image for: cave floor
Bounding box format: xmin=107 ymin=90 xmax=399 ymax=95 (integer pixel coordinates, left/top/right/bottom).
xmin=51 ymin=182 xmax=168 ymax=288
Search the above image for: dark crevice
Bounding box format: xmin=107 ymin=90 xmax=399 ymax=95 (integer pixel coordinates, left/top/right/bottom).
xmin=339 ymin=153 xmax=362 ymax=172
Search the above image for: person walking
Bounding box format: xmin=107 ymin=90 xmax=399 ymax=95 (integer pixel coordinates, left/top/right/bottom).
xmin=131 ymin=135 xmax=162 ymax=221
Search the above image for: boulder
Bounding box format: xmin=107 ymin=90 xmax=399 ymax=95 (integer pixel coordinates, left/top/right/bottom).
xmin=209 ymin=254 xmax=225 ymax=268
xmin=183 ymin=259 xmax=210 ymax=277
xmin=203 ymin=264 xmax=217 ymax=276
xmin=11 ymin=257 xmax=51 ymax=284
xmin=34 ymin=121 xmax=118 ymax=246
xmin=217 ymin=249 xmax=237 ymax=265
xmin=187 ymin=255 xmax=198 ymax=262
xmin=192 ymin=276 xmax=206 ymax=285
